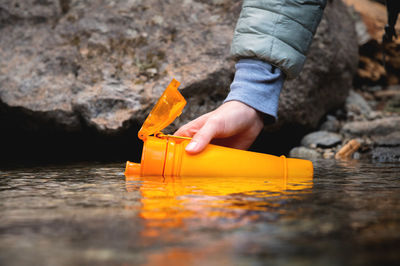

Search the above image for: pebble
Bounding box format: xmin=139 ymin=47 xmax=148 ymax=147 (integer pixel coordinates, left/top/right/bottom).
xmin=345 ymin=90 xmax=372 ymax=117
xmin=323 ymin=150 xmax=335 ymax=159
xmin=320 ymin=115 xmax=341 ymax=132
xmin=301 ymin=131 xmax=343 ymax=149
xmin=289 ymin=147 xmax=321 ymax=160
xmin=353 ymin=152 xmax=361 ymax=160
xmin=146 ymin=68 xmax=158 ymax=75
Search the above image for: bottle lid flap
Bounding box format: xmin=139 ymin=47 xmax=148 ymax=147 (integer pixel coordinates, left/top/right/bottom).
xmin=138 ymin=79 xmax=186 ymax=140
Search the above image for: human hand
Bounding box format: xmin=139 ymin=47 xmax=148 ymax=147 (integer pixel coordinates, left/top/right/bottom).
xmin=174 ymin=101 xmax=264 ymax=154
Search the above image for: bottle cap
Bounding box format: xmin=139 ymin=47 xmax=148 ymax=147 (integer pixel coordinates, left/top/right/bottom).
xmin=138 ymin=79 xmax=186 ymax=140
xmin=125 ymin=136 xmax=168 ymax=177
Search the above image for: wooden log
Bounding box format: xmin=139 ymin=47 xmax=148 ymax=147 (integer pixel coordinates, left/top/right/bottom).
xmin=335 ymin=139 xmax=361 ymax=160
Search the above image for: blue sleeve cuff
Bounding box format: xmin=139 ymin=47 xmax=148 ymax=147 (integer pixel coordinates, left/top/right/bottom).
xmin=224 ymin=58 xmax=285 ymax=120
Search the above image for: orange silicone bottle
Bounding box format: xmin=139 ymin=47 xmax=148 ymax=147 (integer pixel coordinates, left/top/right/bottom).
xmin=125 ymin=79 xmax=313 ymax=179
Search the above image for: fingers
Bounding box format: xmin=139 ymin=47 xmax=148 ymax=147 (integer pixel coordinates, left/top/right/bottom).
xmin=211 ymin=133 xmax=253 ymax=150
xmin=174 ymin=112 xmax=222 ymax=154
xmin=185 ymin=117 xmax=223 ymax=154
xmin=174 ymin=101 xmax=263 ymax=154
xmin=174 ymin=113 xmax=210 ymax=137
xmin=174 ymin=125 xmax=198 ymax=138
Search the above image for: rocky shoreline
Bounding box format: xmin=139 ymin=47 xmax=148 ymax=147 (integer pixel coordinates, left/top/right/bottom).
xmin=290 ymin=86 xmax=400 ymax=162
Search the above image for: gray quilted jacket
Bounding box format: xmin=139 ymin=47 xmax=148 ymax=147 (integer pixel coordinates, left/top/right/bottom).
xmin=231 ymin=0 xmax=327 ymax=79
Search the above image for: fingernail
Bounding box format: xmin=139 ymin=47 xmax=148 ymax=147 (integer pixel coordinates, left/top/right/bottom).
xmin=185 ymin=141 xmax=198 ymax=152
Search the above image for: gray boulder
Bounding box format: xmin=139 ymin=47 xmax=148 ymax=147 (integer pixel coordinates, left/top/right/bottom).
xmin=0 ymin=0 xmax=358 ymax=136
xmin=0 ymin=0 xmax=240 ymax=134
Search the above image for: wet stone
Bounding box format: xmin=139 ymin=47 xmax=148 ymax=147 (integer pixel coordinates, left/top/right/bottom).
xmin=345 ymin=90 xmax=372 ymax=117
xmin=341 ymin=117 xmax=400 ymax=136
xmin=362 ymin=85 xmax=383 ymax=93
xmin=289 ymin=147 xmax=321 ymax=160
xmin=320 ymin=115 xmax=341 ymax=132
xmin=372 ymin=147 xmax=400 ymax=162
xmin=373 ymin=132 xmax=400 ymax=147
xmin=384 ymin=96 xmax=400 ymax=114
xmin=374 ymin=87 xmax=400 ymax=100
xmin=323 ymin=150 xmax=335 ymax=159
xmin=301 ymin=131 xmax=343 ymax=149
xmin=353 ymin=152 xmax=361 ymax=160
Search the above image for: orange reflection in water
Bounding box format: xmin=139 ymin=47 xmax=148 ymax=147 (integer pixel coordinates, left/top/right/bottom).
xmin=125 ymin=173 xmax=313 ymax=237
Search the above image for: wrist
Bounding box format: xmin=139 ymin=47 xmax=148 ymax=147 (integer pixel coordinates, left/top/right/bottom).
xmin=224 ymin=58 xmax=285 ymax=122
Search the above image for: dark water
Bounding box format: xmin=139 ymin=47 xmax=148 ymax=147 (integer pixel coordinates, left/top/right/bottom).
xmin=1 ymin=160 xmax=400 ymax=266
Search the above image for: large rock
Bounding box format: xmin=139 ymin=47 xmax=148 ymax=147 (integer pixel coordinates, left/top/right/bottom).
xmin=0 ymin=0 xmax=357 ymax=135
xmin=0 ymin=0 xmax=240 ymax=134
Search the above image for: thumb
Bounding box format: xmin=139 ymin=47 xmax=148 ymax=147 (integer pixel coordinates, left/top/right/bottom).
xmin=185 ymin=118 xmax=221 ymax=154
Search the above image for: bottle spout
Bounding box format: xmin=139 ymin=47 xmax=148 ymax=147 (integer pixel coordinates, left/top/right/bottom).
xmin=125 ymin=161 xmax=142 ymax=176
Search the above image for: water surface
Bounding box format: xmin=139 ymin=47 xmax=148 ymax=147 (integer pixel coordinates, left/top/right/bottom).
xmin=1 ymin=160 xmax=399 ymax=265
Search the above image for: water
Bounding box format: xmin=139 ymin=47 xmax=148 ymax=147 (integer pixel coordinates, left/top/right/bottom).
xmin=1 ymin=160 xmax=399 ymax=265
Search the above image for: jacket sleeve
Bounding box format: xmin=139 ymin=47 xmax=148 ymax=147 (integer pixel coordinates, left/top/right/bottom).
xmin=230 ymin=0 xmax=327 ymax=79
xmin=224 ymin=59 xmax=284 ymax=120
